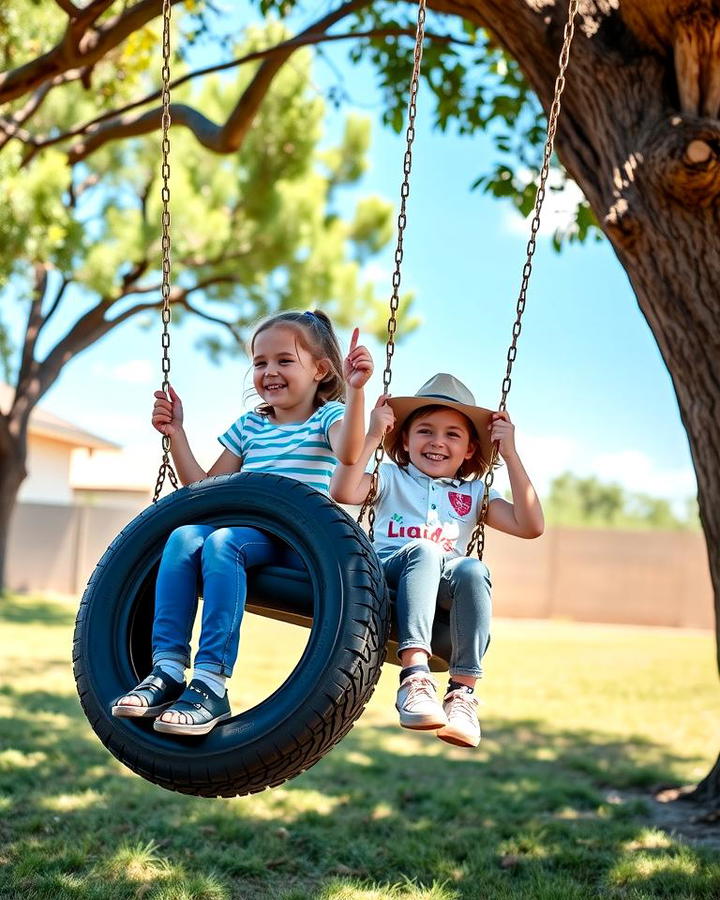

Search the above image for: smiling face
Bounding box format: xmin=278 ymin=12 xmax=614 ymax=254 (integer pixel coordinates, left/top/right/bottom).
xmin=252 ymin=324 xmax=328 ymax=417
xmin=402 ymin=407 xmax=477 ymax=479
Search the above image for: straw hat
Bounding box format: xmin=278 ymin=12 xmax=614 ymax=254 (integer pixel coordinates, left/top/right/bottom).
xmin=383 ymin=373 xmax=495 ymax=465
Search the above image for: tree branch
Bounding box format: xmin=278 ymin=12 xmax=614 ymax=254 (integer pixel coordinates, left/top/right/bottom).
xmin=119 ymin=281 xmax=163 ymax=296
xmin=24 ymin=0 xmax=557 ymax=166
xmin=31 ymin=25 xmax=469 ymax=159
xmin=11 ymin=264 xmax=51 ymax=426
xmin=0 ymin=0 xmax=186 ymax=105
xmin=63 ymin=19 xmax=470 ymax=161
xmin=40 ymin=276 xmax=70 ymax=334
xmin=53 ymin=0 xmax=79 ymax=15
xmin=0 ymin=84 xmax=53 ymax=151
xmin=637 ymin=113 xmax=720 ymax=210
xmin=0 ymin=116 xmax=33 ymax=152
xmin=66 ymin=0 xmax=115 ymax=31
xmin=175 ymin=296 xmax=243 ymax=342
xmin=34 ymin=300 xmax=154 ymax=403
xmin=433 ymin=0 xmax=574 ymax=108
xmin=32 ymin=272 xmax=246 ymax=405
xmin=121 ymin=259 xmax=151 ymax=292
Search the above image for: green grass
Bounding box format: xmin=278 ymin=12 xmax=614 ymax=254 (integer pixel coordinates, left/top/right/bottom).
xmin=2 ymin=593 xmax=720 ymax=899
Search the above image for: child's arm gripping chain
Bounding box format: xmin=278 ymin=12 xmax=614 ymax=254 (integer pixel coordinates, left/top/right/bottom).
xmin=330 ymin=394 xmax=395 ymax=506
xmin=484 ymin=411 xmax=544 ymax=539
xmin=328 ymin=328 xmax=374 ymax=466
xmin=152 ymin=385 xmax=242 ymax=485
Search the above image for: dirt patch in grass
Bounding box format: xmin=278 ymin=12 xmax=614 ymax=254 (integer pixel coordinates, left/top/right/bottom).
xmin=624 ymin=786 xmax=720 ymax=850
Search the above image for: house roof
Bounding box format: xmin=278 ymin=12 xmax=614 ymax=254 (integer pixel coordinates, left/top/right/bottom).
xmin=0 ymin=383 xmax=120 ymax=451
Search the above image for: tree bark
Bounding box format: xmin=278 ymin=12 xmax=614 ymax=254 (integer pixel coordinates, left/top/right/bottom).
xmin=0 ymin=417 xmax=28 ymax=593
xmin=688 ymin=750 xmax=720 ymax=803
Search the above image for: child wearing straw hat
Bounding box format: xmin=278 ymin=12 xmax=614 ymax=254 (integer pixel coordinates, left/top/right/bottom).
xmin=330 ymin=373 xmax=544 ymax=747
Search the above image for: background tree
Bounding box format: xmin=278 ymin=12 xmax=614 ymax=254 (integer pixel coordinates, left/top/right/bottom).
xmin=544 ymin=472 xmax=700 ymax=531
xmin=2 ymin=0 xmax=719 ymax=801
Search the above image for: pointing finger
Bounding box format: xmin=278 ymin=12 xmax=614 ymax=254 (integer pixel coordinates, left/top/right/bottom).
xmin=348 ymin=327 xmax=359 ymax=354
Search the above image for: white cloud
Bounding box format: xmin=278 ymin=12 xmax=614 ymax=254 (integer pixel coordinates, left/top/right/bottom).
xmin=491 ymin=432 xmax=581 ymax=497
xmin=90 ymin=359 xmax=155 ymax=384
xmin=361 ymin=261 xmax=393 ymax=285
xmin=110 ymin=359 xmax=155 ymax=384
xmin=587 ymin=449 xmax=697 ymax=506
xmin=490 ymin=435 xmax=696 ymax=513
xmin=502 ymin=175 xmax=586 ymax=238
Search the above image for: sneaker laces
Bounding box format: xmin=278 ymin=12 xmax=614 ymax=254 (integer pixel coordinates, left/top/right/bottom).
xmin=445 ymin=689 xmax=479 ymax=725
xmin=403 ymin=674 xmax=439 ymax=709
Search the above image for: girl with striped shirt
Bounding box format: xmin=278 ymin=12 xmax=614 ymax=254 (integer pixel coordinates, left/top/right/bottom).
xmin=112 ymin=310 xmax=373 ymax=735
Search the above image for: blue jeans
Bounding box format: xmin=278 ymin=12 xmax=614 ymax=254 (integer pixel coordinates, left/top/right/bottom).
xmin=152 ymin=525 xmax=303 ymax=676
xmin=381 ymin=539 xmax=492 ymax=678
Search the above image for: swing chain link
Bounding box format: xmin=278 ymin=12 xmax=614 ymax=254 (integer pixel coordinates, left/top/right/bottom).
xmin=359 ymin=0 xmax=427 ymax=540
xmin=152 ymin=0 xmax=179 ymax=504
xmin=466 ymin=0 xmax=579 ymax=559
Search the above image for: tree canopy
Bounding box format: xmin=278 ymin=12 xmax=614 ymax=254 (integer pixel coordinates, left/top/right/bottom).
xmin=0 ymin=10 xmax=422 ymax=404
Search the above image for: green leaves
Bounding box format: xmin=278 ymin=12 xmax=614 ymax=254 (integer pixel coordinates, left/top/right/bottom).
xmin=0 ymin=17 xmax=408 ymax=375
xmin=0 ymin=147 xmax=79 ymax=283
xmin=312 ymin=2 xmax=599 ymax=249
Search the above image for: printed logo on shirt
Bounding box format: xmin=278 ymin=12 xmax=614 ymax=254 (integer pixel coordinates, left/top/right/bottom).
xmin=448 ymin=491 xmax=472 ymax=517
xmin=387 ymin=518 xmax=457 ymax=552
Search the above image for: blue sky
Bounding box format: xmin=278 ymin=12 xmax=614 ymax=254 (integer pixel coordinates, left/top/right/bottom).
xmin=15 ymin=5 xmax=696 ymax=508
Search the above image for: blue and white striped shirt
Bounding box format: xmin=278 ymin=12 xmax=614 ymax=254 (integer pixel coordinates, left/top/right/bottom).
xmin=218 ymin=401 xmax=345 ymax=495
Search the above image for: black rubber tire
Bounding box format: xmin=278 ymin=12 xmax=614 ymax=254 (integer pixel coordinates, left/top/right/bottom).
xmin=73 ymin=472 xmax=390 ymax=798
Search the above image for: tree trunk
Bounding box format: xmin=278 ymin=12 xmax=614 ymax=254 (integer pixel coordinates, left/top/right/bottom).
xmin=0 ymin=421 xmax=28 ymax=593
xmin=447 ymin=0 xmax=720 ymax=800
xmin=686 ymin=750 xmax=720 ymax=803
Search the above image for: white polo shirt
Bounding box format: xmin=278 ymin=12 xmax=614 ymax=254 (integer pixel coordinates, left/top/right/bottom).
xmin=373 ymin=462 xmax=501 ymax=560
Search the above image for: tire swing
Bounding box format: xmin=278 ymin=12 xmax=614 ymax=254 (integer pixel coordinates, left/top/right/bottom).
xmin=73 ymin=473 xmax=388 ymax=797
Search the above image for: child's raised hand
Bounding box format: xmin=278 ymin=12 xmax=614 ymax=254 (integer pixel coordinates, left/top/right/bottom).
xmin=489 ymin=410 xmax=517 ymax=458
xmin=343 ymin=327 xmax=374 ymax=390
xmin=152 ymin=385 xmax=184 ymax=437
xmin=368 ymin=394 xmax=395 ymax=442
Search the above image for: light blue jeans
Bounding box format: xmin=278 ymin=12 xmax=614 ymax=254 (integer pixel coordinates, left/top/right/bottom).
xmin=381 ymin=539 xmax=492 ymax=678
xmin=152 ymin=525 xmax=303 ymax=676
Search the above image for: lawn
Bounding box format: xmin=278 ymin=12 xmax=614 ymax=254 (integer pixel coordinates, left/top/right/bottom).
xmin=2 ymin=592 xmax=720 ymax=899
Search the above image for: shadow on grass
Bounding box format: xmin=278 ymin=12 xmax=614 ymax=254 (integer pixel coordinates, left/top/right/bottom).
xmin=2 ymin=681 xmax=719 ymax=900
xmin=0 ymin=592 xmax=76 ymax=626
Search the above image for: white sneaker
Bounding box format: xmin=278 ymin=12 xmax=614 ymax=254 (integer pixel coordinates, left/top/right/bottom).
xmin=437 ymin=689 xmax=481 ymax=748
xmin=396 ymin=673 xmax=449 ymax=730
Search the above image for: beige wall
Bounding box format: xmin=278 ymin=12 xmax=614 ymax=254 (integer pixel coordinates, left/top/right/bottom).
xmin=8 ymin=501 xmax=146 ymax=595
xmin=7 ymin=501 xmax=715 ymax=629
xmin=18 ymin=436 xmax=74 ymax=505
xmin=73 ymin=488 xmax=151 ymax=509
xmin=487 ymin=528 xmax=713 ymax=629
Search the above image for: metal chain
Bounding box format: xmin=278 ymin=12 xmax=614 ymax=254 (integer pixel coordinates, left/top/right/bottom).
xmin=358 ymin=0 xmax=427 ymax=540
xmin=466 ymin=0 xmax=579 ymax=558
xmin=152 ymin=0 xmax=179 ymax=504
